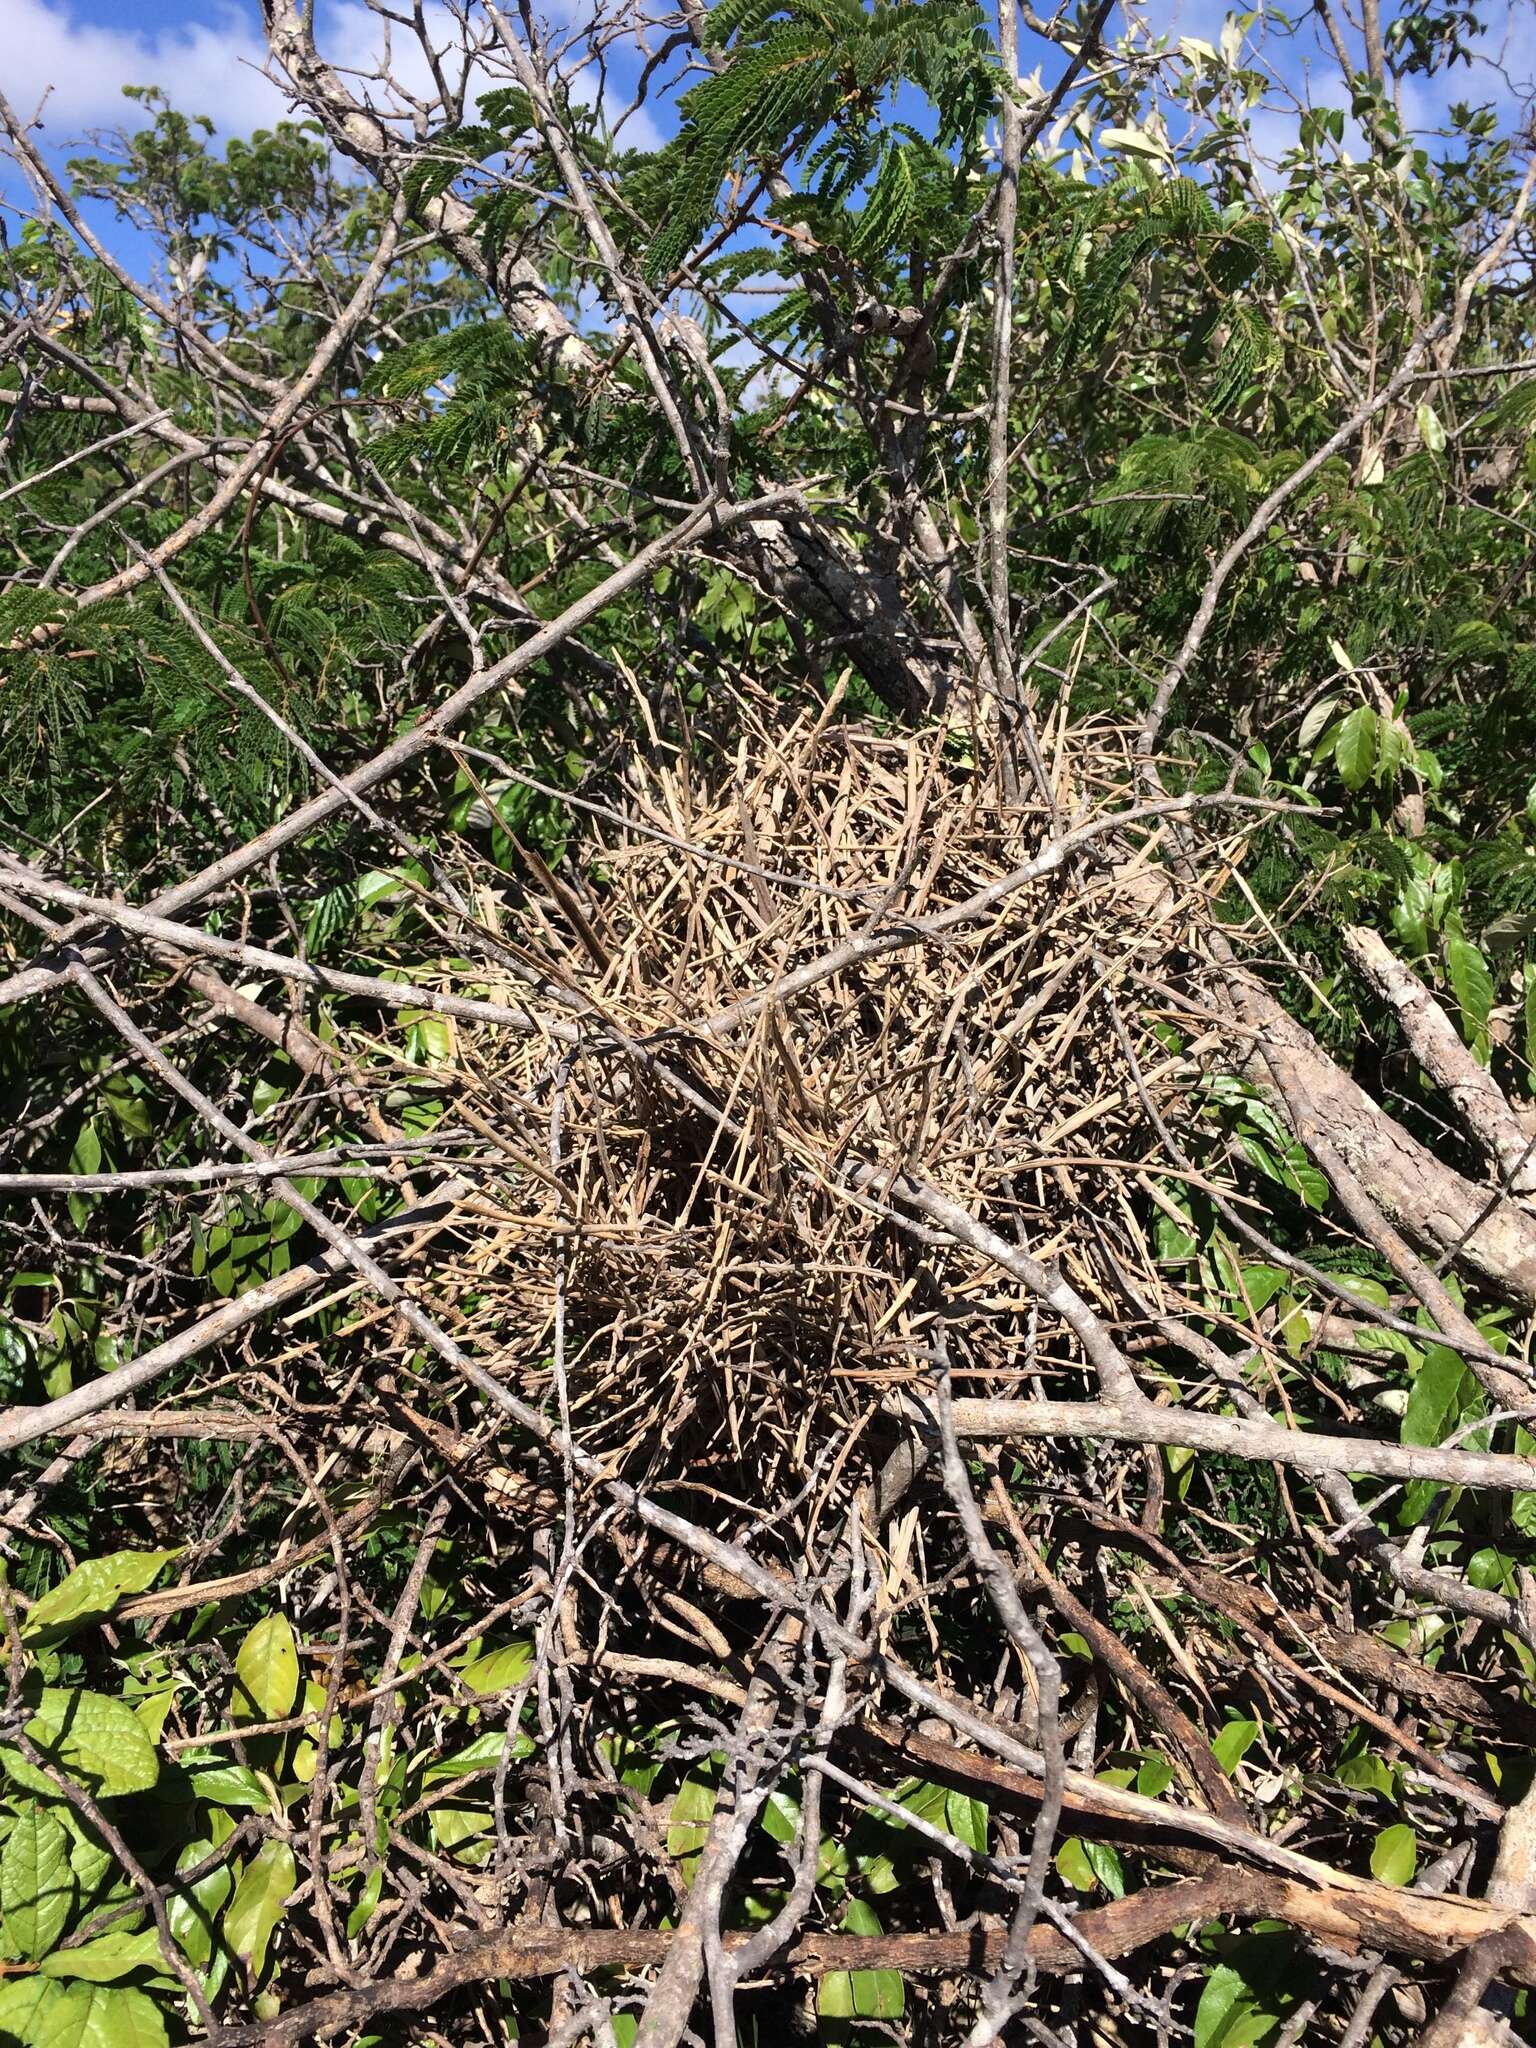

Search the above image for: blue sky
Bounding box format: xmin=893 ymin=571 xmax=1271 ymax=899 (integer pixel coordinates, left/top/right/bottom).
xmin=5 ymin=0 xmax=670 ymax=142
xmin=3 ymin=0 xmax=1531 ymax=264
xmin=11 ymin=0 xmax=1531 ymax=145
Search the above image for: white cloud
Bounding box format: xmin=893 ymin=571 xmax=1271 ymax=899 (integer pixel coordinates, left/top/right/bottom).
xmin=5 ymin=0 xmax=667 ymax=153
xmin=5 ymin=0 xmax=290 ymax=137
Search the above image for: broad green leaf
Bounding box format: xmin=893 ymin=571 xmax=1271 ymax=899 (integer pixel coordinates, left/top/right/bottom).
xmin=457 ymin=1641 xmax=532 ymax=1696
xmin=17 ymin=1982 xmax=168 ymax=2048
xmin=58 ymin=1812 xmax=111 ymax=1903
xmin=428 ymin=1806 xmax=493 ymax=1856
xmin=1296 ymin=694 xmax=1341 ymax=752
xmin=1334 ymin=705 xmax=1377 ymax=790
xmin=2 ymin=1805 xmax=73 ymax=1960
xmin=167 ymin=1834 xmax=235 ymax=1973
xmin=1100 ymin=123 xmax=1169 ymax=159
xmin=3 ymin=1689 xmax=159 ymax=1799
xmin=1136 ymin=1755 xmax=1175 ymax=1798
xmin=1400 ymin=1343 xmax=1482 ymax=1525
xmin=232 ymin=1615 xmax=300 ymax=1723
xmin=1083 ymin=1840 xmax=1126 ymax=1897
xmin=1194 ymin=1933 xmax=1301 ymax=2048
xmin=1446 ymin=936 xmax=1494 ymax=1064
xmin=1416 ymin=402 xmax=1446 ymax=453
xmin=1055 ymin=1837 xmax=1096 ymax=1891
xmin=817 ymin=1897 xmax=903 ymax=2020
xmin=1335 ymin=1745 xmax=1397 ymax=1796
xmin=420 ymin=1729 xmax=532 ymax=1788
xmin=1402 ymin=1345 xmax=1470 ymax=1449
xmin=222 ymin=1840 xmax=295 ymax=1983
xmin=67 ymin=1124 xmax=102 ymax=1179
xmin=0 ymin=1975 xmax=65 ymax=2040
xmin=22 ymin=1551 xmax=180 ymax=1646
xmin=1195 ymin=1962 xmax=1278 ymax=2048
xmin=41 ymin=1929 xmax=167 ymax=1982
xmin=131 ymin=1691 xmax=179 ymax=1747
xmin=1211 ymin=1718 xmax=1260 ymax=1775
xmin=944 ymin=1789 xmax=987 ymax=1854
xmin=666 ymin=1771 xmax=718 ymax=1880
xmin=1370 ymin=1823 xmax=1416 ymax=1886
xmin=759 ymin=1788 xmax=800 ymax=1845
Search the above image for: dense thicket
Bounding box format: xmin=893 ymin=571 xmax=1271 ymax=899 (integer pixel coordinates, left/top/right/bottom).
xmin=1 ymin=1 xmax=1535 ymax=2043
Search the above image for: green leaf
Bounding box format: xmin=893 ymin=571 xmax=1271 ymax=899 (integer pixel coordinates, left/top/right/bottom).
xmin=1101 ymin=123 xmax=1170 ymax=159
xmin=167 ymin=1835 xmax=235 ymax=1973
xmin=2 ymin=1805 xmax=73 ymax=1960
xmin=817 ymin=1897 xmax=903 ymax=2020
xmin=13 ymin=1982 xmax=169 ymax=2047
xmin=1136 ymin=1755 xmax=1175 ymax=1798
xmin=179 ymin=1760 xmax=271 ymax=1810
xmin=665 ymin=1770 xmax=718 ymax=1880
xmin=1334 ymin=705 xmax=1377 ymax=790
xmin=1195 ymin=1962 xmax=1279 ymax=2048
xmin=22 ymin=1551 xmax=181 ymax=1646
xmin=346 ymin=1866 xmax=384 ymax=1941
xmin=759 ymin=1788 xmax=800 ymax=1845
xmin=1402 ymin=1344 xmax=1469 ymax=1449
xmin=222 ymin=1840 xmax=295 ymax=1984
xmin=1446 ymin=936 xmax=1494 ymax=1064
xmin=232 ymin=1615 xmax=300 ymax=1723
xmin=4 ymin=1689 xmax=159 ymax=1799
xmin=41 ymin=1929 xmax=168 ymax=1982
xmin=1054 ymin=1837 xmax=1096 ymax=1891
xmin=457 ymin=1641 xmax=532 ymax=1696
xmin=67 ymin=1124 xmax=102 ymax=1179
xmin=1400 ymin=1343 xmax=1482 ymax=1525
xmin=1194 ymin=1933 xmax=1301 ymax=2047
xmin=1211 ymin=1718 xmax=1260 ymax=1775
xmin=944 ymin=1789 xmax=987 ymax=1854
xmin=0 ymin=1975 xmax=65 ymax=2041
xmin=1511 ymin=1428 xmax=1536 ymax=1537
xmin=1370 ymin=1823 xmax=1417 ymax=1886
xmin=1083 ymin=1840 xmax=1126 ymax=1897
xmin=1415 ymin=402 xmax=1446 ymax=453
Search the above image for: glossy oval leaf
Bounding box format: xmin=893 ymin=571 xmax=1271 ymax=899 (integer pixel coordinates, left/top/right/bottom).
xmin=1370 ymin=1822 xmax=1417 ymax=1887
xmin=167 ymin=1835 xmax=236 ymax=1973
xmin=1211 ymin=1717 xmax=1260 ymax=1776
xmin=21 ymin=1550 xmax=180 ymax=1647
xmin=1334 ymin=704 xmax=1377 ymax=790
xmin=40 ymin=1928 xmax=169 ymax=1983
xmin=1 ymin=1804 xmax=73 ymax=1960
xmin=4 ymin=1689 xmax=159 ymax=1799
xmin=232 ymin=1615 xmax=300 ymax=1723
xmin=20 ymin=1981 xmax=169 ymax=2048
xmin=223 ymin=1839 xmax=296 ymax=1984
xmin=457 ymin=1640 xmax=532 ymax=1697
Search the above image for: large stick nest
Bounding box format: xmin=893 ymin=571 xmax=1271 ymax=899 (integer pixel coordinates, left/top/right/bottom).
xmin=433 ymin=696 xmax=1227 ymax=1495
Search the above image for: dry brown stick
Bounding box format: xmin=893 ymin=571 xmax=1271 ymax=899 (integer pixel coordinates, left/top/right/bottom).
xmin=182 ymin=1877 xmax=1253 ymax=2047
xmin=889 ymin=1390 xmax=1536 ymax=1494
xmin=1058 ymin=1502 xmax=1505 ymax=1816
xmin=1233 ymin=980 xmax=1536 ymax=1311
xmin=190 ymin=1851 xmax=1536 ymax=2048
xmin=0 ymin=484 xmax=804 ymax=1013
xmin=632 ymin=1621 xmax=799 ymax=2048
xmin=1257 ymin=1036 xmax=1531 ymax=1411
xmin=0 ymin=1177 xmax=475 ymax=1455
xmin=932 ymin=1355 xmax=1063 ymax=2039
xmin=985 ymin=1474 xmax=1249 ymax=1828
xmin=855 ymin=1718 xmax=1533 ymax=1967
xmin=1410 ymin=1928 xmax=1536 ymax=2048
xmin=1346 ymin=925 xmax=1536 ymax=1197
